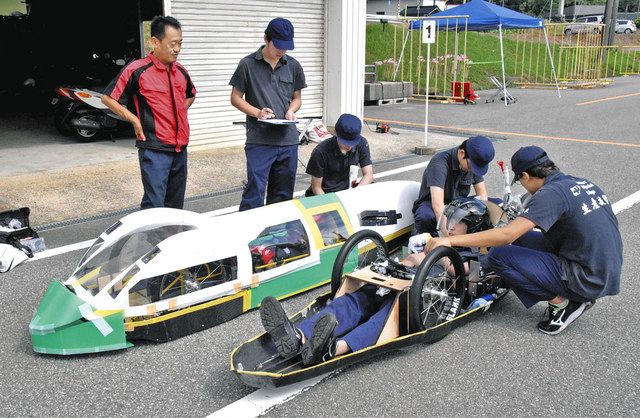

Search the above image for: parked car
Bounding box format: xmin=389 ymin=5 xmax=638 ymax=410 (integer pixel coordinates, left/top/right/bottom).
xmin=564 ymin=15 xmax=604 ymax=35
xmin=615 ymin=19 xmax=637 ymax=33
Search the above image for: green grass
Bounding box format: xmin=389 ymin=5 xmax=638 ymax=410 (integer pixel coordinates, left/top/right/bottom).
xmin=366 ymin=22 xmax=639 ymax=93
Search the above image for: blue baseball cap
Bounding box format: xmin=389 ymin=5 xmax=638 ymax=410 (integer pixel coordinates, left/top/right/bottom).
xmin=510 ymin=146 xmax=550 ymax=184
xmin=266 ymin=18 xmax=295 ymax=50
xmin=335 ymin=114 xmax=363 ymax=148
xmin=465 ymin=136 xmax=495 ymax=176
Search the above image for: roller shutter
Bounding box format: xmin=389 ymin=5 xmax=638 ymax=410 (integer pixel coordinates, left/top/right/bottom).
xmin=169 ymin=0 xmax=325 ymax=149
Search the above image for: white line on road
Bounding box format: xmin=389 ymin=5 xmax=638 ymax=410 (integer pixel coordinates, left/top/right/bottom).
xmin=611 ymin=189 xmax=640 ymax=215
xmin=29 ymin=239 xmax=95 ymax=262
xmin=27 ymin=161 xmax=431 ymax=262
xmin=208 ymin=372 xmax=334 ymax=418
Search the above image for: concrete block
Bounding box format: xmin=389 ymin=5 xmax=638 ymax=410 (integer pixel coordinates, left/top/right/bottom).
xmin=364 ymin=83 xmax=382 ymax=101
xmin=380 ymin=81 xmax=404 ymax=99
xmin=402 ymin=81 xmax=414 ymax=97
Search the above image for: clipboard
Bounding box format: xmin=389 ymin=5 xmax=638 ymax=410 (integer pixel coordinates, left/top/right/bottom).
xmin=257 ymin=119 xmax=300 ymax=125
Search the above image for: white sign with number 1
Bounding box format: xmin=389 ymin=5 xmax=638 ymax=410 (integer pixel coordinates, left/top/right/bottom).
xmin=422 ymin=20 xmax=436 ymax=44
xmin=422 ymin=20 xmax=436 ymax=148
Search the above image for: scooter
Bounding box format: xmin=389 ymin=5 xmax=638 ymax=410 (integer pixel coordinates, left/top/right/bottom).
xmin=51 ymin=57 xmax=133 ymax=141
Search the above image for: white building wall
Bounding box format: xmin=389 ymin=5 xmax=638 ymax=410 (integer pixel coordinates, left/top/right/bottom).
xmin=166 ymin=0 xmax=325 ymax=149
xmin=324 ymin=0 xmax=366 ymax=128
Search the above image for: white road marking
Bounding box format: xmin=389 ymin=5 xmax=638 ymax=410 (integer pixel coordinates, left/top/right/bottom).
xmin=611 ymin=189 xmax=640 ymax=215
xmin=208 ymin=372 xmax=334 ymax=418
xmin=27 ymin=161 xmax=431 ymax=262
xmin=29 ymin=239 xmax=95 ymax=261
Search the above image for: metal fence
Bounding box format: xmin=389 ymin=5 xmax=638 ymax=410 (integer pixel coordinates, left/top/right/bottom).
xmin=369 ymin=16 xmax=473 ymax=102
xmin=512 ymin=23 xmax=640 ymax=87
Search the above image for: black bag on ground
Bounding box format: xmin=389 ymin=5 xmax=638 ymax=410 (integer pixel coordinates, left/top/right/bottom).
xmin=0 ymin=207 xmax=39 ymax=258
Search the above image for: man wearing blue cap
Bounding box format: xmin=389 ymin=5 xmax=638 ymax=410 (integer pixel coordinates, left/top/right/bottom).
xmin=426 ymin=146 xmax=622 ymax=335
xmin=412 ymin=136 xmax=495 ymax=234
xmin=229 ymin=17 xmax=307 ymax=211
xmin=305 ymin=113 xmax=373 ymax=197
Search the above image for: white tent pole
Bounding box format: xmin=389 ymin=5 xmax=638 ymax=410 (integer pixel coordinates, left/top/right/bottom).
xmin=393 ymin=24 xmax=412 ymax=81
xmin=543 ymin=26 xmax=562 ymax=98
xmin=499 ymin=23 xmax=508 ymax=106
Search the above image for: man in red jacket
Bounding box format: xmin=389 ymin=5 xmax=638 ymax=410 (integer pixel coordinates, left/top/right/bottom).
xmin=102 ymin=15 xmax=196 ymax=209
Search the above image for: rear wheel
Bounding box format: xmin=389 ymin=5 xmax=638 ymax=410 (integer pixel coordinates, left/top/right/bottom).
xmin=410 ymin=246 xmax=466 ymax=335
xmin=74 ymin=115 xmax=99 ymax=141
xmin=331 ymin=230 xmax=388 ymax=297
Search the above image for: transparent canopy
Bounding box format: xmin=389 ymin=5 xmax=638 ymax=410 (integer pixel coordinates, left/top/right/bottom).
xmin=69 ymin=224 xmax=195 ymax=297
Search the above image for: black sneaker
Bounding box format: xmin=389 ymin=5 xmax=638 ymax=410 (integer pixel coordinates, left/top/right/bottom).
xmin=301 ymin=312 xmax=338 ymax=366
xmin=259 ymin=296 xmax=302 ymax=359
xmin=537 ymin=300 xmax=591 ymax=335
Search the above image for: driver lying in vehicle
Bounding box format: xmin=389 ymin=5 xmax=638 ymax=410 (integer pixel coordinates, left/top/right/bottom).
xmin=259 ymin=197 xmax=492 ymax=366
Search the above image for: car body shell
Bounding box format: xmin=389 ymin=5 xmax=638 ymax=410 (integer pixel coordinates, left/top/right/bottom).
xmin=29 ymin=181 xmax=419 ymax=355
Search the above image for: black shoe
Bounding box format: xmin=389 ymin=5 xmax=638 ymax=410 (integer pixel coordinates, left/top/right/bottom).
xmin=537 ymin=300 xmax=591 ymax=335
xmin=260 ymin=296 xmax=302 ymax=359
xmin=301 ymin=312 xmax=337 ymax=366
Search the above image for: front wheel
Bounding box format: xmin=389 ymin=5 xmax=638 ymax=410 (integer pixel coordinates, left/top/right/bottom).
xmin=53 ymin=106 xmax=72 ymax=136
xmin=410 ymin=246 xmax=466 ymax=336
xmin=331 ymin=229 xmax=388 ymax=297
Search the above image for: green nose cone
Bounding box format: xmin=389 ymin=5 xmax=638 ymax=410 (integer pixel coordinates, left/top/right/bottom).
xmin=29 ymin=280 xmax=132 ymax=355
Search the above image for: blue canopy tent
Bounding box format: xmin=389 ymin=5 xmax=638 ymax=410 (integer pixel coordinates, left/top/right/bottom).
xmin=408 ymin=0 xmax=560 ymax=105
xmin=410 ymin=0 xmax=544 ymax=31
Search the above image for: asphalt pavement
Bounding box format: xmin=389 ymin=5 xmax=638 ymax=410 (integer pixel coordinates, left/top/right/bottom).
xmin=1 ymin=77 xmax=639 ymax=417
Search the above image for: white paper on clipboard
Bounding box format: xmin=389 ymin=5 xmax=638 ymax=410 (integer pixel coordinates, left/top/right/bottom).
xmin=257 ymin=119 xmax=301 ymax=125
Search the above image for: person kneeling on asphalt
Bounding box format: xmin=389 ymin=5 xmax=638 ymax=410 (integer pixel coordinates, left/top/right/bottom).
xmin=412 ymin=135 xmax=496 ymax=235
xmin=259 ymin=198 xmax=493 ymax=366
xmin=425 ymin=146 xmax=623 ymax=335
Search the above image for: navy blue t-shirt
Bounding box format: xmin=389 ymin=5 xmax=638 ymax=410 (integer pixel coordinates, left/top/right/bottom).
xmin=412 ymin=147 xmax=484 ymax=213
xmin=305 ymin=137 xmax=372 ymax=196
xmin=520 ymin=171 xmax=622 ymax=299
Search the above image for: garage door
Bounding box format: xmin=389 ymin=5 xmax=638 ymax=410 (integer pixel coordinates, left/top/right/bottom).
xmin=169 ymin=0 xmax=325 ymax=149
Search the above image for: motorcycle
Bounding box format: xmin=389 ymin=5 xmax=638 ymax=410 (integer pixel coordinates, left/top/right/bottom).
xmin=51 ymin=56 xmax=133 ymax=141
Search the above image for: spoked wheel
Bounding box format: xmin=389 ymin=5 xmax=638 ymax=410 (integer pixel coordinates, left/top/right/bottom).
xmin=331 ymin=229 xmax=388 ymax=297
xmin=156 ymin=262 xmax=228 ymax=300
xmin=410 ymin=246 xmax=467 ymax=339
xmin=74 ymin=115 xmax=99 ymax=141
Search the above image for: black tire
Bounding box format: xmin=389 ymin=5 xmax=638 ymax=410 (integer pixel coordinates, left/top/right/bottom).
xmin=624 ymin=28 xmax=632 ymax=34
xmin=53 ymin=104 xmax=72 ymax=136
xmin=564 ymin=28 xmax=572 ymax=35
xmin=409 ymin=246 xmax=466 ymax=334
xmin=330 ymin=229 xmax=388 ymax=297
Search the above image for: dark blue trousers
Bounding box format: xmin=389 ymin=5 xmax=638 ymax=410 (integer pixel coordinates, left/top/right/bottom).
xmin=240 ymin=144 xmax=298 ymax=211
xmin=138 ymin=148 xmax=187 ymax=209
xmin=298 ymin=285 xmax=395 ymax=353
xmin=487 ymin=230 xmax=589 ymax=308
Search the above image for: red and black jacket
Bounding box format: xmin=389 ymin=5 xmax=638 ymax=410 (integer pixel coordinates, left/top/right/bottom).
xmin=104 ymin=53 xmax=196 ymax=152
